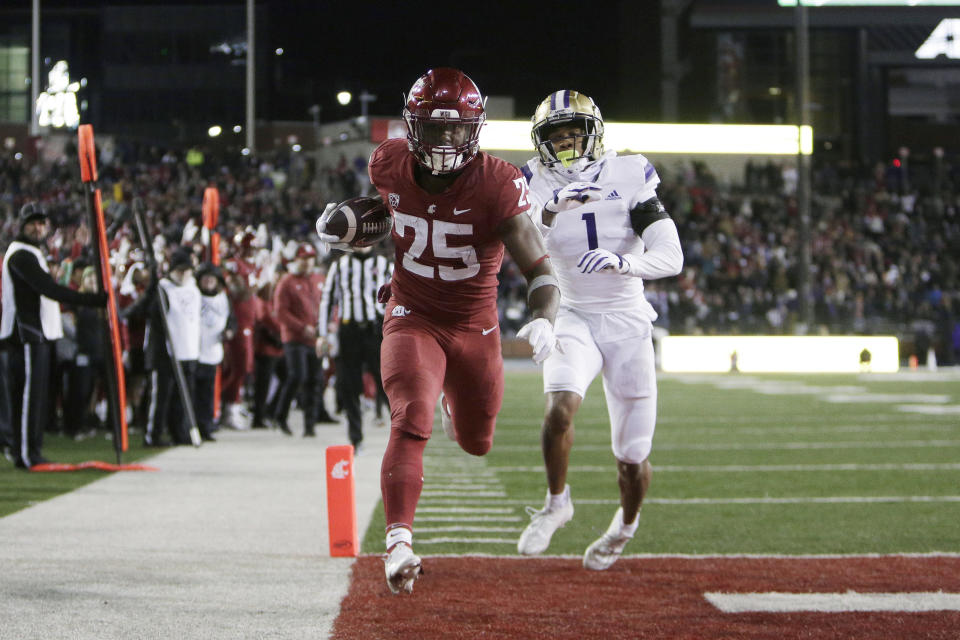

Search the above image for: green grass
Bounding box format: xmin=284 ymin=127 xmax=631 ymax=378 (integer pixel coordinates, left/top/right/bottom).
xmin=0 ymin=432 xmax=161 ymax=518
xmin=362 ymin=371 xmax=960 ymax=555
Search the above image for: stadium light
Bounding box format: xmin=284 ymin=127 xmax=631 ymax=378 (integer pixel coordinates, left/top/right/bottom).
xmin=337 ymin=91 xmax=352 ymax=106
xmin=208 ymin=125 xmax=222 ymax=137
xmin=480 ymin=121 xmax=814 ymax=155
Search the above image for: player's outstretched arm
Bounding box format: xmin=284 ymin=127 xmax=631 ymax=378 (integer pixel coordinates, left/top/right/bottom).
xmin=500 ymin=213 xmax=561 ymax=363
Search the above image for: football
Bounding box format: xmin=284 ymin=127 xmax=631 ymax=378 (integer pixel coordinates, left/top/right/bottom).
xmin=323 ymin=197 xmax=392 ymax=248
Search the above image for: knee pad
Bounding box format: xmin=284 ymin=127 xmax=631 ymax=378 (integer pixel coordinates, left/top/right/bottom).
xmin=614 ymin=437 xmax=652 ymax=465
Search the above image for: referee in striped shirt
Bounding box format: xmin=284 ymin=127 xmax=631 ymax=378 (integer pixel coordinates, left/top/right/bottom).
xmin=318 ymin=246 xmax=392 ymax=452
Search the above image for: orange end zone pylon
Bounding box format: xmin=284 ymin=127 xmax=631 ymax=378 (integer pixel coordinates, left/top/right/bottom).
xmin=326 ymin=445 xmax=359 ymax=557
xmin=202 ymin=187 xmax=223 ymax=420
xmin=78 ymin=124 xmax=129 ymax=458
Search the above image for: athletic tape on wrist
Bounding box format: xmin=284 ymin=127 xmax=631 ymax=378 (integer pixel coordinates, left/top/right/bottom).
xmin=526 ymin=274 xmax=559 ymax=299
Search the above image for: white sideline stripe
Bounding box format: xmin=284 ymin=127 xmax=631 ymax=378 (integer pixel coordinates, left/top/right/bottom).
xmin=416 ymin=537 xmax=515 ymax=545
xmin=416 ymin=507 xmax=514 ymax=513
xmin=704 ymin=591 xmax=960 ymax=613
xmin=490 ymin=463 xmax=960 ymax=473
xmin=416 ymin=526 xmax=521 ymax=533
xmin=899 ymin=405 xmax=960 ymax=415
xmin=415 ymin=516 xmax=523 ymax=523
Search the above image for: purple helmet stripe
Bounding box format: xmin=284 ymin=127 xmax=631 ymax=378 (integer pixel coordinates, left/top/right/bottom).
xmin=550 ymin=92 xmax=557 ymax=111
xmin=644 ymin=163 xmax=657 ymax=181
xmin=563 ymin=90 xmax=570 ymax=108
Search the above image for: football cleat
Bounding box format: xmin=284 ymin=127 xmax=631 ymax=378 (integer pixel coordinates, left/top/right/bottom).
xmin=517 ymin=486 xmax=573 ymax=555
xmin=384 ymin=542 xmax=422 ymax=594
xmin=439 ymin=394 xmax=456 ymax=441
xmin=582 ymin=507 xmax=634 ymax=571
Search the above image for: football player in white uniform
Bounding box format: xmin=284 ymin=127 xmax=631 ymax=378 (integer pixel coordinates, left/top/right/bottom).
xmin=516 ymin=90 xmax=683 ymax=569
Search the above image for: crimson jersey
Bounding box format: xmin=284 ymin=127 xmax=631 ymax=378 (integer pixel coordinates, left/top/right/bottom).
xmin=369 ymin=138 xmax=530 ymax=323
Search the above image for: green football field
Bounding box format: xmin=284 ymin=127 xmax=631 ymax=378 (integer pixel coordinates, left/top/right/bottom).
xmin=362 ymin=370 xmax=960 ymax=556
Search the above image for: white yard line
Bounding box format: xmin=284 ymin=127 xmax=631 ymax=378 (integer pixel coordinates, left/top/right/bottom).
xmin=416 ymin=526 xmax=521 ymax=533
xmin=898 ymin=405 xmax=960 ymax=415
xmin=490 ymin=440 xmax=960 ymax=454
xmin=490 ymin=463 xmax=960 ymax=473
xmin=415 ymin=515 xmax=523 ymax=523
xmin=705 ymin=591 xmax=960 ymax=613
xmin=419 ymin=496 xmax=960 ymax=506
xmin=415 ymin=537 xmax=516 ymax=545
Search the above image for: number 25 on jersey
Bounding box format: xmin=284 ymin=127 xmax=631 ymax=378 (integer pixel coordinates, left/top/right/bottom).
xmin=393 ymin=212 xmax=480 ymax=282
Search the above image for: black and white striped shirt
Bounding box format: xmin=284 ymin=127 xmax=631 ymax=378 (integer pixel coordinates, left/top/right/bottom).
xmin=319 ymin=253 xmax=392 ymax=336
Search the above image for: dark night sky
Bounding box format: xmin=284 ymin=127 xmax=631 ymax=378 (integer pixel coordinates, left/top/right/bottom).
xmin=9 ymin=0 xmax=662 ymax=122
xmin=267 ymin=0 xmax=660 ymax=121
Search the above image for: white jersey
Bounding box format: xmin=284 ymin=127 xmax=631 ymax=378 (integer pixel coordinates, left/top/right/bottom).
xmin=198 ymin=290 xmax=230 ymax=365
xmin=159 ymin=277 xmax=201 ymax=361
xmin=521 ymin=151 xmax=661 ymax=318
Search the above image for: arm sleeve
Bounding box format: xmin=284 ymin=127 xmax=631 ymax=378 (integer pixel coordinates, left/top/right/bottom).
xmin=491 ymin=163 xmax=530 ymax=230
xmin=9 ymin=251 xmax=104 ymax=307
xmin=623 ymin=218 xmax=684 ymax=280
xmin=120 ymin=279 xmax=157 ymax=321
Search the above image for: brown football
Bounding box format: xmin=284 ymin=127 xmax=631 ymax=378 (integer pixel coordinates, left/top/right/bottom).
xmin=323 ymin=197 xmax=392 ymax=248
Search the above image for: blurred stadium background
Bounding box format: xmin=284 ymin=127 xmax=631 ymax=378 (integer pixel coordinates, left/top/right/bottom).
xmin=3 ymin=0 xmax=958 ymax=370
xmin=2 ymin=2 xmax=959 ymax=636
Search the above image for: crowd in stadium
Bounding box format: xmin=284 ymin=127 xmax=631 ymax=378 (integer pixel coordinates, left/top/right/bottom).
xmin=1 ymin=140 xmax=958 ymax=456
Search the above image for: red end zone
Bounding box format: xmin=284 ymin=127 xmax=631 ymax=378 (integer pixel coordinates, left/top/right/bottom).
xmin=332 ymin=555 xmax=960 ymax=639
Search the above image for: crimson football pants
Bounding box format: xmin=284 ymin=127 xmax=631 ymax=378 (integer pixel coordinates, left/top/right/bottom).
xmin=379 ymin=303 xmax=504 ymax=530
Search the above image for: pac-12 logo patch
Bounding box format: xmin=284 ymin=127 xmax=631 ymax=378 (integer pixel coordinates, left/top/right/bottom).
xmin=388 ymin=193 xmax=400 ymax=209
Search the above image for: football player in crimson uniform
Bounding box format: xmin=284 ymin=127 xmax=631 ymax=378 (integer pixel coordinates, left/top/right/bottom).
xmin=220 ymin=229 xmax=260 ymax=430
xmin=515 ymin=91 xmax=683 ymax=569
xmin=317 ymin=68 xmax=561 ymax=594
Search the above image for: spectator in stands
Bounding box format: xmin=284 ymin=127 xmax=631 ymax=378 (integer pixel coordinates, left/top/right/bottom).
xmin=195 ymin=262 xmax=233 ymax=442
xmin=271 ymin=243 xmax=325 ymax=437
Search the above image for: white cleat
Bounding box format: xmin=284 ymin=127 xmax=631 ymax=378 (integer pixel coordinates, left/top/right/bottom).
xmin=517 ymin=486 xmax=574 ymax=555
xmin=439 ymin=394 xmax=456 ymax=442
xmin=384 ymin=542 xmax=422 ymax=594
xmin=583 ymin=507 xmax=634 ymax=571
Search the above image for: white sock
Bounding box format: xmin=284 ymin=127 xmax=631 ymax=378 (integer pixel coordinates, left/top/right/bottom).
xmin=548 ymin=485 xmax=570 ymax=510
xmin=619 ymin=508 xmax=640 ymax=537
xmin=386 ymin=526 xmax=412 ymax=550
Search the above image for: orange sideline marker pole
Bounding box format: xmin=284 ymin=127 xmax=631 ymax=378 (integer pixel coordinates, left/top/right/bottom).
xmin=326 ymin=445 xmax=358 ymax=557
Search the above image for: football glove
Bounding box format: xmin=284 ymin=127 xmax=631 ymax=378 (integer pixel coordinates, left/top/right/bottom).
xmin=517 ymin=317 xmax=558 ymax=364
xmin=315 ymin=202 xmax=352 ymax=252
xmin=578 ymin=248 xmax=631 ymax=275
xmin=543 ymin=182 xmax=603 ymax=214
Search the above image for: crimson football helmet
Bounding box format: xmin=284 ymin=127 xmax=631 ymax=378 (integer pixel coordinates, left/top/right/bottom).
xmin=403 ymin=68 xmax=486 ymax=174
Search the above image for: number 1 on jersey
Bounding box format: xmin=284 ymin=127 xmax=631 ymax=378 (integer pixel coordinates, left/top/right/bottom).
xmin=581 ymin=212 xmax=598 ymax=250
